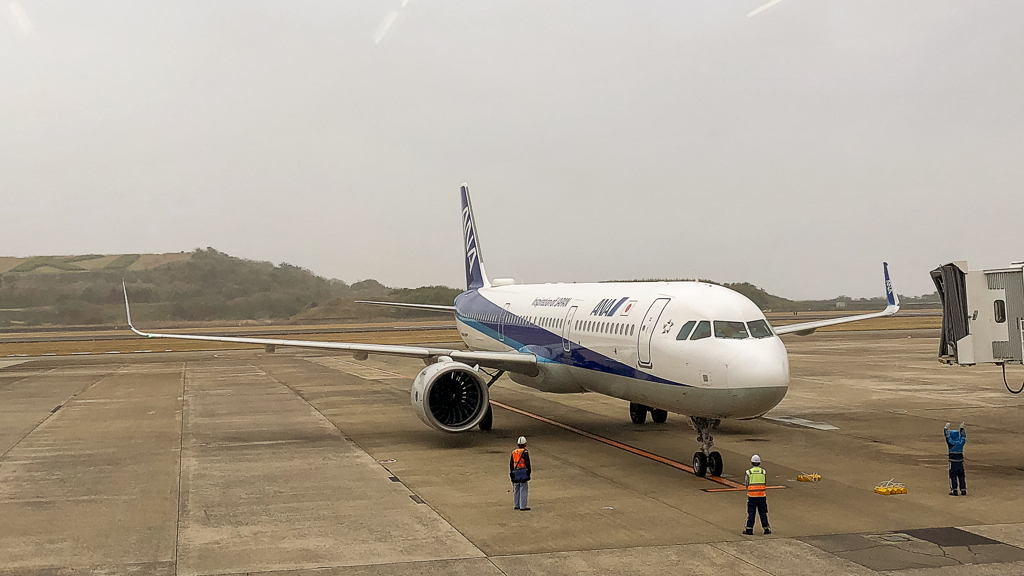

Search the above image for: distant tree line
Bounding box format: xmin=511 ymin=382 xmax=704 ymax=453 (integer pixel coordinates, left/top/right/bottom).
xmin=0 ymin=249 xmax=938 ymax=328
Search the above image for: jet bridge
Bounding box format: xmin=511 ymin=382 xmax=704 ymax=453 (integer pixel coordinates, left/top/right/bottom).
xmin=932 ymin=261 xmax=1024 ymax=366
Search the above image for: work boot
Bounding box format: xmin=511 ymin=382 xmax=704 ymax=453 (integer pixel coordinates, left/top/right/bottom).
xmin=764 ymin=528 xmax=771 ymax=535
xmin=949 ymin=491 xmax=957 ymax=496
xmin=742 ymin=529 xmax=754 ymax=535
xmin=960 ymin=491 xmax=967 ymax=496
xmin=520 ymin=507 xmax=531 ymax=511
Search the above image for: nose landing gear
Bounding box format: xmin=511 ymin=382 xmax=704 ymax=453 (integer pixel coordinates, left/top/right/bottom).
xmin=690 ymin=416 xmax=723 ymax=477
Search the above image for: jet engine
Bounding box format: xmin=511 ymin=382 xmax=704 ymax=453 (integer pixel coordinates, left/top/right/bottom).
xmin=411 ymin=358 xmax=490 ymax=433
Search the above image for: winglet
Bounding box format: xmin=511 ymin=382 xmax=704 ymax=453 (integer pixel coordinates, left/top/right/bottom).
xmin=883 ymin=262 xmax=900 ymax=310
xmin=773 ymin=262 xmax=900 ymax=336
xmin=122 ymin=280 xmax=146 ymax=337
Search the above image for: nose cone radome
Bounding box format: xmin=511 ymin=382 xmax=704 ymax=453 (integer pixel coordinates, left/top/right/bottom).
xmin=742 ymin=337 xmax=789 ymax=387
xmin=726 ymin=338 xmax=790 ymax=417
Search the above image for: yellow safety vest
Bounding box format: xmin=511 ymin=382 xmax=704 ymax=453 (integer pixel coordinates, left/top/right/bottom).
xmin=747 ymin=467 xmax=766 ymax=498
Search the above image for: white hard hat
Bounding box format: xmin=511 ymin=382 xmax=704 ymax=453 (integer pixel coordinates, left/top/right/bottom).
xmin=751 ymin=454 xmax=761 ymax=464
xmin=517 ymin=436 xmax=527 ymax=445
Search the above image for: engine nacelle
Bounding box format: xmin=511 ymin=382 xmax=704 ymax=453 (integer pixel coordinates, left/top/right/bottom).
xmin=411 ymin=358 xmax=490 ymax=433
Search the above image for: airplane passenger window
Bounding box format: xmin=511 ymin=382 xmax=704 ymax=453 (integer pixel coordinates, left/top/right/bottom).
xmin=714 ymin=321 xmax=749 ymax=339
xmin=630 ymin=325 xmax=634 ymax=336
xmin=995 ymin=300 xmax=1007 ymax=323
xmin=690 ymin=321 xmax=711 ymax=340
xmin=747 ymin=320 xmax=773 ymax=338
xmin=676 ymin=320 xmax=697 ymax=340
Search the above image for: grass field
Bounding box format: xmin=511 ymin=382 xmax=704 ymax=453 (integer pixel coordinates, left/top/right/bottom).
xmin=0 ymin=252 xmax=190 ymax=275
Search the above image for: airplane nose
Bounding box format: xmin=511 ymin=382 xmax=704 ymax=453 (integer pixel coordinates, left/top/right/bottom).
xmin=727 ymin=339 xmax=790 ymax=390
xmin=722 ymin=340 xmax=790 ymax=418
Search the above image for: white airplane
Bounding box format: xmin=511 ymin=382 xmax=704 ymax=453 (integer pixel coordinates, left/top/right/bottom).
xmin=123 ymin=184 xmax=900 ymax=477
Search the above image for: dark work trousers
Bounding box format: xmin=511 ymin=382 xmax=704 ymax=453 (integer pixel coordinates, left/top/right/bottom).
xmin=746 ymin=497 xmax=769 ymax=529
xmin=949 ymin=460 xmax=966 ymax=494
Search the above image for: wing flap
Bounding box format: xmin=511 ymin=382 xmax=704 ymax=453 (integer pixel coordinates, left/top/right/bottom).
xmin=123 ymin=282 xmax=536 ymax=375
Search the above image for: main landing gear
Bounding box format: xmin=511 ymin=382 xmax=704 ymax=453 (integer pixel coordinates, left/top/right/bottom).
xmin=478 ymin=405 xmax=493 ymax=431
xmin=690 ymin=416 xmax=723 ymax=478
xmin=477 ymin=369 xmax=503 ymax=432
xmin=629 ymin=402 xmax=668 ymax=424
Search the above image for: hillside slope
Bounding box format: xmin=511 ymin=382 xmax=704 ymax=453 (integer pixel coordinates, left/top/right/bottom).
xmin=0 ymin=249 xmax=455 ymax=327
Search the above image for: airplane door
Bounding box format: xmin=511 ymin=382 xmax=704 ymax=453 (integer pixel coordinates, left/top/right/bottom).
xmin=562 ymin=306 xmax=578 ymax=352
xmin=499 ymin=303 xmax=511 ymax=342
xmin=637 ymin=298 xmax=670 ymax=368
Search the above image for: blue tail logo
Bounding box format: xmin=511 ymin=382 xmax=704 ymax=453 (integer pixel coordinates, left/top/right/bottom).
xmin=883 ymin=262 xmax=895 ymax=306
xmin=460 ymin=184 xmax=488 ymax=290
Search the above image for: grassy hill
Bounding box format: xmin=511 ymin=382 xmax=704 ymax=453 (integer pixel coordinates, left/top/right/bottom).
xmin=0 ymin=249 xmax=457 ymax=327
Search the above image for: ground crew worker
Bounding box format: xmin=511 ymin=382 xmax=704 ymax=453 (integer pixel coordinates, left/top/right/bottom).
xmin=945 ymin=422 xmax=967 ymax=496
xmin=743 ymin=454 xmax=771 ymax=535
xmin=510 ymin=436 xmax=532 ymax=511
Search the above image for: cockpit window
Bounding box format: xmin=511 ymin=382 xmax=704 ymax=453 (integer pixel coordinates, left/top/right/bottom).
xmin=714 ymin=321 xmax=749 ymax=339
xmin=747 ymin=319 xmax=774 ymax=339
xmin=676 ymin=320 xmax=696 ymax=341
xmin=689 ymin=320 xmax=711 ymax=340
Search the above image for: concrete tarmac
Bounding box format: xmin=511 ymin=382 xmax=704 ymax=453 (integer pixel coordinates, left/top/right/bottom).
xmin=3 ymin=329 xmax=1024 ymax=575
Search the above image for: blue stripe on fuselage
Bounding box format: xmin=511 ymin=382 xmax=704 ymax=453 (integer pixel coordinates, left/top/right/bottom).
xmin=453 ymin=290 xmax=689 ymax=387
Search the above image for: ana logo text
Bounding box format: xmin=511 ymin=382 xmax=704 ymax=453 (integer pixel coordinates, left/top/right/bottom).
xmin=591 ymin=297 xmax=629 ymax=317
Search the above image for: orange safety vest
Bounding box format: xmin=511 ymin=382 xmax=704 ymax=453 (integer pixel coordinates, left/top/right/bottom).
xmin=512 ymin=448 xmax=528 ymax=469
xmin=746 ymin=467 xmax=766 ymax=498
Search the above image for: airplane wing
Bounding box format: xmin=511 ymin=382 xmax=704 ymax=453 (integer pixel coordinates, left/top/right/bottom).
xmin=354 ymin=300 xmax=456 ymax=312
xmin=122 ymin=283 xmax=537 ymax=376
xmin=772 ymin=262 xmax=900 ymax=336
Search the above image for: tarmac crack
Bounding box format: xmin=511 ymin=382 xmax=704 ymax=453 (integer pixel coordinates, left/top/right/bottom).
xmin=0 ymin=368 xmax=54 ymax=393
xmin=253 ymin=359 xmax=491 ymax=559
xmin=0 ymin=365 xmax=120 ymax=463
xmin=704 ymin=543 xmax=776 ymax=575
xmin=173 ymin=361 xmax=187 ymax=576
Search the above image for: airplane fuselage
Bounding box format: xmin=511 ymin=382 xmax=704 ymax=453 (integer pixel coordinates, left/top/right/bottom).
xmin=454 ymin=280 xmax=790 ymax=419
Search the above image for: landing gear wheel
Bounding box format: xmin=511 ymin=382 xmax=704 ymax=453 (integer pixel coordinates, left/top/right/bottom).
xmin=478 ymin=405 xmax=493 ymax=431
xmin=708 ymin=451 xmax=724 ymax=477
xmin=651 ymin=409 xmax=668 ymax=423
xmin=693 ymin=452 xmax=708 ymax=477
xmin=629 ymin=402 xmax=648 ymax=424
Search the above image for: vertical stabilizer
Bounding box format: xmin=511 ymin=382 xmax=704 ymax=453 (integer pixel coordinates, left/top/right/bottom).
xmin=460 ymin=183 xmax=490 ymax=290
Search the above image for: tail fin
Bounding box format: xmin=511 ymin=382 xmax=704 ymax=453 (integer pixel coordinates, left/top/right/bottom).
xmin=460 ymin=183 xmax=490 ymax=290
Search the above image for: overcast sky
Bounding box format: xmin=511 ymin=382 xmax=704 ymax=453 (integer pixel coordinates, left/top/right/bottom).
xmin=2 ymin=1 xmax=1022 ymax=299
